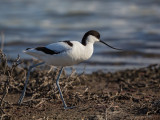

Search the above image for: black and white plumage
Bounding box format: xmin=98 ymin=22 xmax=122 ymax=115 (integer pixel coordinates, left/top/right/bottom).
xmin=24 ymin=30 xmax=121 ymax=66
xmin=18 ymin=30 xmax=121 ymax=109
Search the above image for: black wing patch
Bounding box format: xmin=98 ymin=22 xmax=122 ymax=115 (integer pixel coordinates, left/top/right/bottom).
xmin=35 ymin=47 xmax=60 ymax=55
xmin=26 ymin=48 xmax=31 ymax=50
xmin=63 ymin=41 xmax=73 ymax=47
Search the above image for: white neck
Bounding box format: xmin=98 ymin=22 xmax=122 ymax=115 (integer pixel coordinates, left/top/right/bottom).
xmin=83 ymin=40 xmax=94 ymax=60
xmin=86 ymin=35 xmax=99 ymax=45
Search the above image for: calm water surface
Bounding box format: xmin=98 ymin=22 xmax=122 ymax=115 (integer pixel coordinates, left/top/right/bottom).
xmin=0 ymin=0 xmax=160 ymax=73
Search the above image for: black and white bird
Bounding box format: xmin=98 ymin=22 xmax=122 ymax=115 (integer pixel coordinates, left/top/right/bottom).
xmin=18 ymin=30 xmax=121 ymax=109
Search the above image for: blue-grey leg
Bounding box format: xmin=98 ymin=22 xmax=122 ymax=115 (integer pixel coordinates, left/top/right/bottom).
xmin=56 ymin=67 xmax=75 ymax=109
xmin=18 ymin=62 xmax=45 ymax=105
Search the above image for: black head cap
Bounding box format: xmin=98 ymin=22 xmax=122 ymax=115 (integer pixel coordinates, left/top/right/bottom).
xmin=82 ymin=30 xmax=100 ymax=46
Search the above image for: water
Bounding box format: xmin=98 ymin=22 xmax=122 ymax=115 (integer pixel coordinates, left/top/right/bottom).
xmin=0 ymin=0 xmax=160 ymax=73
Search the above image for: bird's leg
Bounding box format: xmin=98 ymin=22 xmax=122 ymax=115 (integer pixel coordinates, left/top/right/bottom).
xmin=18 ymin=62 xmax=45 ymax=105
xmin=56 ymin=67 xmax=75 ymax=109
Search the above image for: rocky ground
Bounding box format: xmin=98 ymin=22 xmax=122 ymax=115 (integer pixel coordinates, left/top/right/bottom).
xmin=0 ymin=51 xmax=160 ymax=120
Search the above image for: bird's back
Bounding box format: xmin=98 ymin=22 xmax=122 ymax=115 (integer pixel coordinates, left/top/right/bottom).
xmin=24 ymin=41 xmax=94 ymax=66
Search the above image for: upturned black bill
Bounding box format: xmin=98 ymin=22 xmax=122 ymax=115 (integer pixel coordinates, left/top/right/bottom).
xmin=100 ymin=40 xmax=122 ymax=50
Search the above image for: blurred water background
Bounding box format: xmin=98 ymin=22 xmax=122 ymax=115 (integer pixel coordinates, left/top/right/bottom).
xmin=0 ymin=0 xmax=160 ymax=73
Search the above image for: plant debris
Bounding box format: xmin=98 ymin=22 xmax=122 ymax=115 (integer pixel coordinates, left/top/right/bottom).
xmin=0 ymin=51 xmax=160 ymax=119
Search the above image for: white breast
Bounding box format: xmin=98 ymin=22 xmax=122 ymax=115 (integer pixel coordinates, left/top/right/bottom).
xmin=68 ymin=41 xmax=94 ymax=63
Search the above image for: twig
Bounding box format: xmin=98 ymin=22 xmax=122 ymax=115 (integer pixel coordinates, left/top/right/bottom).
xmin=9 ymin=54 xmax=22 ymax=77
xmin=0 ymin=53 xmax=22 ymax=108
xmin=0 ymin=72 xmax=10 ymax=107
xmin=0 ymin=50 xmax=8 ymax=74
xmin=0 ymin=31 xmax=5 ymax=52
xmin=0 ymin=107 xmax=5 ymax=114
xmin=0 ymin=108 xmax=5 ymax=120
xmin=47 ymin=66 xmax=54 ymax=74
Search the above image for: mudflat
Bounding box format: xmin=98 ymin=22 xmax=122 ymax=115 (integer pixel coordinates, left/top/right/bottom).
xmin=0 ymin=55 xmax=160 ymax=119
